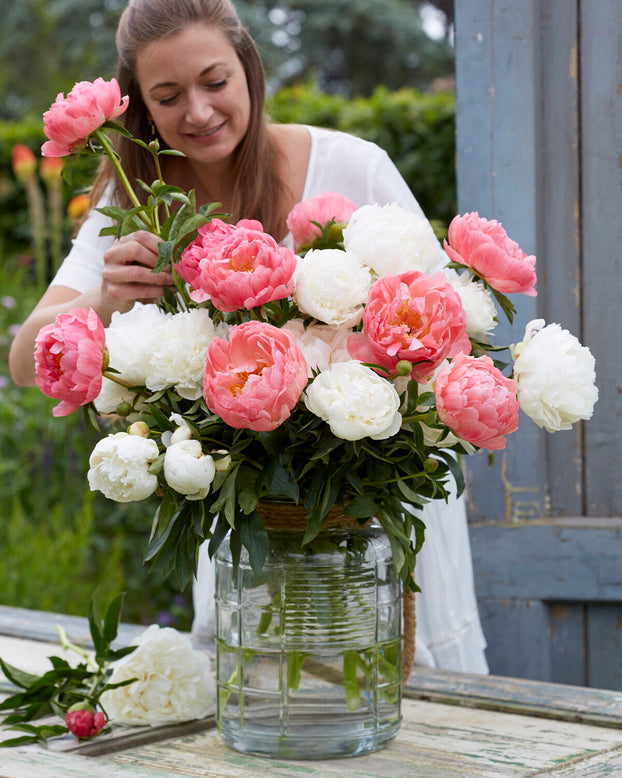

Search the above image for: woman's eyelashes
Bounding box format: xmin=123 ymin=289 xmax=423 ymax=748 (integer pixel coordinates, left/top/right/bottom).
xmin=157 ymin=79 xmax=229 ymax=105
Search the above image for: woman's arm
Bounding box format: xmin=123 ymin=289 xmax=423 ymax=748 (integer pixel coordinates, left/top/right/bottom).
xmin=9 ymin=230 xmax=172 ymax=386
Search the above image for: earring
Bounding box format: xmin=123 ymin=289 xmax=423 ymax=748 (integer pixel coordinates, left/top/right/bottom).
xmin=147 ymin=116 xmax=157 ymax=139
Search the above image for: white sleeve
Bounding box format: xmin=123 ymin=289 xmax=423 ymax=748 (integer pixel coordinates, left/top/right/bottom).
xmin=302 ymin=127 xmax=426 ymax=215
xmin=366 ymin=149 xmax=425 ymax=216
xmin=49 ymin=197 xmax=115 ymax=294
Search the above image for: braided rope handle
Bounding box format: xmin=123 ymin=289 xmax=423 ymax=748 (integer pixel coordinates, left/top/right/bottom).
xmin=401 ymin=584 xmax=416 ymax=686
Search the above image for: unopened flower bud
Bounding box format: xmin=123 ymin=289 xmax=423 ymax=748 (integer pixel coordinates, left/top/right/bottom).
xmin=395 ymin=360 xmax=413 ymax=376
xmin=328 ymin=221 xmax=346 ymax=244
xmin=128 ymin=421 xmax=150 ymax=437
xmin=115 ymin=402 xmax=133 ymax=417
xmin=213 ymin=450 xmax=232 ymax=472
xmin=65 ymin=703 xmax=106 ymax=739
xmin=423 ymin=458 xmax=439 ymax=473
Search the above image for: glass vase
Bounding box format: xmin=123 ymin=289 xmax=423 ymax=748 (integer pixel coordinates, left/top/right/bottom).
xmin=214 ymin=506 xmax=402 ymax=759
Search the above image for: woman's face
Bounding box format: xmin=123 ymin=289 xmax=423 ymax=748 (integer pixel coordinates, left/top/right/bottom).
xmin=136 ymin=23 xmax=251 ymax=170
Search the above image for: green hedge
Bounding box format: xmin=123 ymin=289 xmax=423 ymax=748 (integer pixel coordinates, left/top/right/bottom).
xmin=268 ymin=83 xmax=457 ymax=230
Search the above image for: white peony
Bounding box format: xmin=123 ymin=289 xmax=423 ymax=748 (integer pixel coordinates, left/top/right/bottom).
xmin=442 ymin=267 xmax=498 ymax=338
xmin=342 ymin=202 xmax=443 ymax=276
xmin=511 ymin=319 xmax=598 ymax=432
xmin=160 ymin=412 xmax=193 ymax=448
xmin=146 ymin=308 xmax=223 ymax=400
xmin=87 ymin=432 xmax=159 ymax=502
xmin=293 ymin=249 xmax=371 ymax=327
xmin=283 ymin=319 xmax=351 ymax=375
xmin=164 ymin=439 xmax=216 ymax=500
xmin=94 ymin=303 xmax=167 ymax=414
xmin=100 ymin=625 xmax=215 ymax=726
xmin=304 ymin=360 xmax=402 ymax=441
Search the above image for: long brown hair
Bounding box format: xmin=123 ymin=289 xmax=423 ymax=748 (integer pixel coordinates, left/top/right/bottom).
xmin=90 ymin=0 xmax=288 ymax=237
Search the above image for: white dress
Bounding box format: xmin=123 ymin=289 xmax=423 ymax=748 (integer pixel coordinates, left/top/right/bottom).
xmin=51 ymin=125 xmax=489 ymax=675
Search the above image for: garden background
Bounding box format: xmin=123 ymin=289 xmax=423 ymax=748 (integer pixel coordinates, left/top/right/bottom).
xmin=0 ymin=0 xmax=455 ymax=628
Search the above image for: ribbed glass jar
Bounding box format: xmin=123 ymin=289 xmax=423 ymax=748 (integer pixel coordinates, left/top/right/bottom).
xmin=214 ymin=511 xmax=402 ymax=759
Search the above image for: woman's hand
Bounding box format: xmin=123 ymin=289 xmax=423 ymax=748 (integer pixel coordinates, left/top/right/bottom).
xmin=101 ymin=230 xmax=174 ymax=314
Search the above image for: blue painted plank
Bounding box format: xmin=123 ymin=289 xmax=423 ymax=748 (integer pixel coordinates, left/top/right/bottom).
xmin=470 ymin=521 xmax=622 ymax=601
xmin=587 ymin=604 xmax=622 ymax=692
xmin=478 ymin=597 xmax=552 ymax=681
xmin=455 ymin=0 xmax=547 ymax=524
xmin=579 ymin=3 xmax=622 ymax=516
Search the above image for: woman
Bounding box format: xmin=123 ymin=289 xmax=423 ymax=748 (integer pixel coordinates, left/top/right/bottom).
xmin=9 ymin=0 xmax=488 ymax=674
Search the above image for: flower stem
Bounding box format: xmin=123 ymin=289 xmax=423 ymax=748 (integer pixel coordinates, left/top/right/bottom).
xmin=93 ymin=129 xmax=153 ymax=231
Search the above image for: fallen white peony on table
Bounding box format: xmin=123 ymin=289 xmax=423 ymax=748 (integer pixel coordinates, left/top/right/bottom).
xmin=100 ymin=625 xmax=215 ymax=727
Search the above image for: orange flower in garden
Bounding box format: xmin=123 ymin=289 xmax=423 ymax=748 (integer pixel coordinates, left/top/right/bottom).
xmin=40 ymin=155 xmax=64 ymax=184
xmin=11 ymin=144 xmax=37 ymax=182
xmin=67 ymin=193 xmax=91 ymax=221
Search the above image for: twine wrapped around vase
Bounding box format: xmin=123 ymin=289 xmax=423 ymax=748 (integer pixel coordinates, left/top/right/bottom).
xmin=256 ymin=501 xmax=416 ymax=686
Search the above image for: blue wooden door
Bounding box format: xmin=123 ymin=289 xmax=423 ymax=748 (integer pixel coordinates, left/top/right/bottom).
xmin=454 ymin=0 xmax=622 ymax=688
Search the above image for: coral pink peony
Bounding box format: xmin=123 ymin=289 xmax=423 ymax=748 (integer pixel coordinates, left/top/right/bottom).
xmin=348 ymin=271 xmax=470 ymax=382
xmin=42 ymin=77 xmax=129 ymax=157
xmin=434 ymin=352 xmax=519 ymax=450
xmin=286 ymin=191 xmax=357 ymax=252
xmin=65 ymin=706 xmax=107 ymax=739
xmin=176 ymin=218 xmax=261 ymax=302
xmin=178 ymin=219 xmax=295 ymax=311
xmin=34 ymin=307 xmax=107 ymax=417
xmin=443 ymin=212 xmax=537 ymax=296
xmin=203 ymin=321 xmax=308 ymax=431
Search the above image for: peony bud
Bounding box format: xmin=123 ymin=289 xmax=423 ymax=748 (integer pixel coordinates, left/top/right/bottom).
xmin=424 ymin=458 xmax=439 ymax=473
xmin=65 ymin=703 xmax=106 ymax=739
xmin=395 ymin=360 xmax=413 ymax=376
xmin=115 ymin=401 xmax=133 ymax=417
xmin=128 ymin=421 xmax=150 ymax=438
xmin=213 ymin=450 xmax=232 ymax=472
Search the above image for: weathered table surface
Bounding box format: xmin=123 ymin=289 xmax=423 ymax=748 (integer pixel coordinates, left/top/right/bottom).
xmin=1 ymin=605 xmax=622 ymax=777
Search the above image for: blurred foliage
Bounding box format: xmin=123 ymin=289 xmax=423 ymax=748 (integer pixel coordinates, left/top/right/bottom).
xmin=0 ymin=118 xmax=99 ymax=280
xmin=0 ymin=271 xmax=193 ymax=627
xmin=254 ymin=0 xmax=454 ymax=96
xmin=0 ymin=0 xmax=453 ymax=119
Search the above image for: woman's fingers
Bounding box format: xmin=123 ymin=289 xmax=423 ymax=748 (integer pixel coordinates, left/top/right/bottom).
xmin=102 ymin=231 xmax=174 ymax=304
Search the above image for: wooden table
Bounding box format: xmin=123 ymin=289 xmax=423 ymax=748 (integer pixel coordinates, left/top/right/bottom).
xmin=2 ymin=605 xmax=622 ymax=777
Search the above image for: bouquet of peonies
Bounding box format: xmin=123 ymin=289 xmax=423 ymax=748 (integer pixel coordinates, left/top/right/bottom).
xmin=34 ymin=78 xmax=598 ymax=592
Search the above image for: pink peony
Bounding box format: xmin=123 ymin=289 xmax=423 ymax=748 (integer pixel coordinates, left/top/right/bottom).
xmin=178 ymin=219 xmax=295 ymax=311
xmin=203 ymin=321 xmax=308 ymax=431
xmin=34 ymin=307 xmax=107 ymax=417
xmin=177 ymin=218 xmax=263 ymax=302
xmin=348 ymin=271 xmax=470 ymax=382
xmin=286 ymin=191 xmax=357 ymax=252
xmin=434 ymin=352 xmax=519 ymax=450
xmin=65 ymin=706 xmax=107 ymax=739
xmin=42 ymin=77 xmax=129 ymax=157
xmin=443 ymin=212 xmax=537 ymax=296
